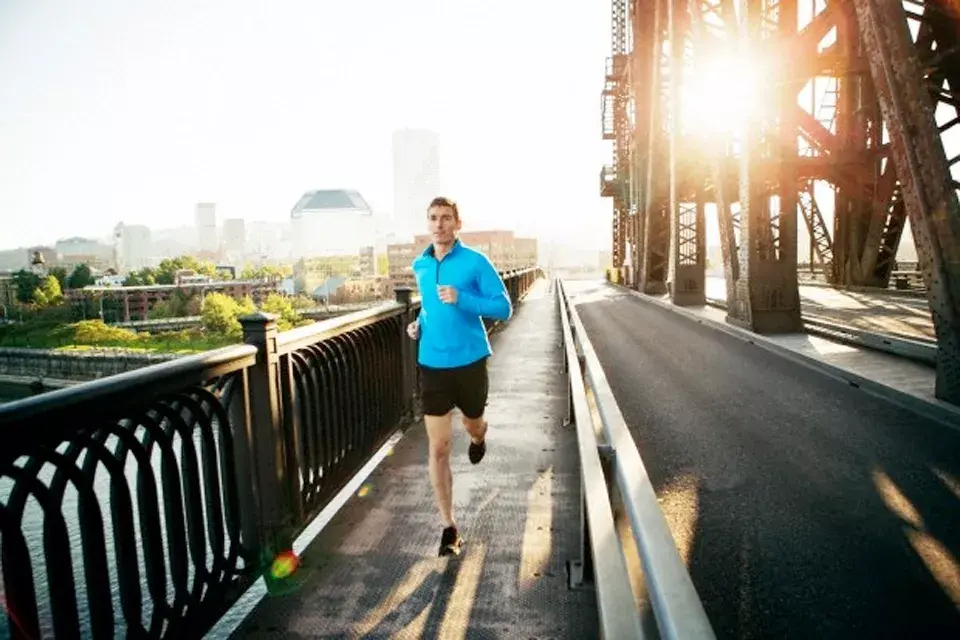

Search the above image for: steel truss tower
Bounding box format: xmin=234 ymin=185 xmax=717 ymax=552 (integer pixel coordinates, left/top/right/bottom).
xmin=600 ymin=0 xmax=960 ymax=405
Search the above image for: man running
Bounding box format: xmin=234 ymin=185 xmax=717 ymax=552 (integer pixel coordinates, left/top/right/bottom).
xmin=405 ymin=196 xmax=512 ymax=556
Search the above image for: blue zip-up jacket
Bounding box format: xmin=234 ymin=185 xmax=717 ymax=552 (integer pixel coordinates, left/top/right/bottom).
xmin=412 ymin=238 xmax=512 ymax=368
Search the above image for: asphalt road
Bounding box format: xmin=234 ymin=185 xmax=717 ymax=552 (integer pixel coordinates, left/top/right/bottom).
xmin=569 ymin=280 xmax=960 ymax=640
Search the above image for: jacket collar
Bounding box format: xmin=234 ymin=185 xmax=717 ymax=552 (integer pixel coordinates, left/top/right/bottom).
xmin=423 ymin=237 xmax=462 ymax=258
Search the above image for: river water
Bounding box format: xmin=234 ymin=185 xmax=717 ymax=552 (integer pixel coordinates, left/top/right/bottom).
xmin=0 ymin=383 xmax=230 ymax=638
xmin=0 ymin=381 xmax=35 ymax=405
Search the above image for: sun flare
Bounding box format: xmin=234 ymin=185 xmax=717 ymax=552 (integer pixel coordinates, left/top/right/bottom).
xmin=680 ymin=50 xmax=762 ymax=135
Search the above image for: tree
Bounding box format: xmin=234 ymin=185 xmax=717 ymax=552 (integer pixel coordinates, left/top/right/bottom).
xmin=148 ymin=290 xmax=200 ymax=319
xmin=67 ymin=264 xmax=95 ymax=289
xmin=33 ymin=275 xmax=63 ymax=307
xmin=147 ymin=298 xmax=178 ymax=320
xmin=155 ymin=256 xmax=217 ymax=285
xmin=12 ymin=270 xmax=41 ymax=303
xmin=123 ymin=268 xmax=157 ymax=286
xmin=49 ymin=266 xmax=68 ymax=291
xmin=260 ymin=293 xmax=301 ymax=331
xmin=377 ymin=254 xmax=389 ymax=276
xmin=201 ymin=293 xmax=243 ymax=337
xmin=241 ymin=264 xmax=289 ymax=280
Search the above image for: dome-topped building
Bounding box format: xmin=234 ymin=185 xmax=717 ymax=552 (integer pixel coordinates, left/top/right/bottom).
xmin=290 ymin=189 xmax=385 ymax=259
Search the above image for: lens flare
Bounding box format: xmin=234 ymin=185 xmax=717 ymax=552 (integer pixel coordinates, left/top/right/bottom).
xmin=270 ymin=550 xmax=300 ymax=580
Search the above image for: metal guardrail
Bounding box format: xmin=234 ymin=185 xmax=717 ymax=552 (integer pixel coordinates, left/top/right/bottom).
xmin=704 ymin=297 xmax=938 ymax=367
xmin=801 ymin=314 xmax=937 ymax=366
xmin=558 ymin=279 xmax=715 ymax=640
xmin=110 ymin=305 xmax=372 ymax=332
xmin=0 ymin=267 xmax=542 ymax=639
xmin=557 ymin=280 xmax=642 ymax=638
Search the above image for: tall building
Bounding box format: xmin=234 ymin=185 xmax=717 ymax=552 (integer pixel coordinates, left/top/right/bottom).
xmin=113 ymin=223 xmax=152 ymax=273
xmin=195 ymin=203 xmax=218 ymax=255
xmin=221 ymin=218 xmax=246 ymax=260
xmin=392 ymin=128 xmax=440 ymax=240
xmin=290 ymin=189 xmax=381 ymax=259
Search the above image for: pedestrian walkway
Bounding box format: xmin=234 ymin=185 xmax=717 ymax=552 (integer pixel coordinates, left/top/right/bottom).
xmin=236 ymin=279 xmax=599 ymax=638
xmin=705 ymin=275 xmax=935 ymax=340
xmin=614 ymin=283 xmax=959 ymax=426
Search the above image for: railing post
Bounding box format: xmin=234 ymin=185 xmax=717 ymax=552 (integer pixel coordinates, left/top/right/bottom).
xmin=572 ymin=443 xmax=617 ymax=589
xmin=394 ymin=286 xmax=417 ymax=422
xmin=239 ymin=311 xmax=291 ymax=568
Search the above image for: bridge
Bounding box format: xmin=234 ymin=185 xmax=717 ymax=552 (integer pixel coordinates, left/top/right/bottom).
xmin=4 ymin=1 xmax=960 ymax=638
xmin=2 ymin=266 xmax=959 ymax=638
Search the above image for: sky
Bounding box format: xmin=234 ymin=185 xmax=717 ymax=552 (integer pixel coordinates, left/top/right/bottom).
xmin=0 ymin=0 xmax=612 ymax=250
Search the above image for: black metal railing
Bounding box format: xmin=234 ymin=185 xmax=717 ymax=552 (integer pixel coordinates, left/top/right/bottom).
xmin=0 ymin=267 xmax=542 ymax=639
xmin=0 ymin=345 xmax=260 ymax=639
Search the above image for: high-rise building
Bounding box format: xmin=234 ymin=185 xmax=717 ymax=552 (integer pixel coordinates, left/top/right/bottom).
xmin=113 ymin=223 xmax=152 ymax=273
xmin=221 ymin=218 xmax=246 ymax=260
xmin=392 ymin=128 xmax=440 ymax=240
xmin=290 ymin=189 xmax=380 ymax=259
xmin=195 ymin=203 xmax=218 ymax=256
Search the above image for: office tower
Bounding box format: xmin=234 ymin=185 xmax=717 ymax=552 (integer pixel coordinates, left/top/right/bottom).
xmin=113 ymin=223 xmax=152 ymax=273
xmin=222 ymin=218 xmax=246 ymax=260
xmin=289 ymin=189 xmax=377 ymax=259
xmin=392 ymin=128 xmax=440 ymax=240
xmin=195 ymin=203 xmax=218 ymax=256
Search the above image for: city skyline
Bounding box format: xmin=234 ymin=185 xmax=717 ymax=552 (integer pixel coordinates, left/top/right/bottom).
xmin=0 ymin=0 xmax=612 ymax=252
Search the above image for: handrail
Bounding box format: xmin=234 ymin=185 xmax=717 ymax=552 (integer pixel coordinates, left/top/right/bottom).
xmin=276 ymin=300 xmax=411 ymax=354
xmin=0 ymin=343 xmax=257 ymax=427
xmin=557 ymin=280 xmax=643 ymax=639
xmin=560 ymin=278 xmax=716 ymax=640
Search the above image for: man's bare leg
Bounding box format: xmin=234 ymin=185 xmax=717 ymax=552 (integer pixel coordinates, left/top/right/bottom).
xmin=462 ymin=415 xmax=487 ymax=444
xmin=463 ymin=414 xmax=487 ymax=464
xmin=425 ymin=411 xmax=455 ymax=526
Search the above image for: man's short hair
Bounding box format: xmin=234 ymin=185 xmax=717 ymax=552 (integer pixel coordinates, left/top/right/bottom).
xmin=428 ymin=196 xmax=459 ymax=220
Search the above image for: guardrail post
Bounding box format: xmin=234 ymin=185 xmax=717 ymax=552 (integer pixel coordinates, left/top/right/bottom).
xmin=571 ymin=443 xmax=617 ymax=589
xmin=240 ymin=311 xmax=292 ymax=568
xmin=394 ymin=286 xmax=417 ymax=422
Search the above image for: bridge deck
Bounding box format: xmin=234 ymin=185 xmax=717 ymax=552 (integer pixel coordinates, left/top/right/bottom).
xmin=570 ymin=280 xmax=960 ymax=639
xmin=705 ymin=275 xmax=935 ymax=340
xmin=235 ymin=280 xmax=599 ymax=638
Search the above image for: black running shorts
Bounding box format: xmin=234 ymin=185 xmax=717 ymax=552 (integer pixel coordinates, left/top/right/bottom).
xmin=418 ymin=357 xmax=489 ymax=419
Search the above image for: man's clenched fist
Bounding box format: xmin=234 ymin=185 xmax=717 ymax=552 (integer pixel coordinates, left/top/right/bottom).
xmin=437 ymin=285 xmax=458 ymax=304
xmin=406 ymin=319 xmax=420 ymax=340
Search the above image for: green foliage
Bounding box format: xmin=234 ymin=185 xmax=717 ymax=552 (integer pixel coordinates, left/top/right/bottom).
xmin=0 ymin=319 xmax=233 ymax=353
xmin=124 ymin=267 xmax=157 ymax=286
xmin=240 ymin=264 xmax=291 ymax=280
xmin=260 ymin=293 xmax=300 ymax=331
xmin=0 ymin=272 xmax=324 ymax=354
xmin=155 ymin=256 xmax=216 ymax=284
xmin=289 ymin=295 xmax=316 ymax=311
xmin=33 ymin=276 xmax=63 ymax=307
xmin=25 ymin=303 xmax=76 ymax=325
xmin=124 ymin=256 xmax=222 ymax=287
xmin=49 ymin=266 xmax=68 ymax=291
xmin=12 ymin=270 xmax=41 ymax=303
xmin=73 ymin=320 xmax=139 ymax=345
xmin=147 ymin=290 xmax=201 ymax=319
xmin=67 ymin=264 xmax=95 ymax=289
xmin=200 ymin=292 xmax=252 ymax=338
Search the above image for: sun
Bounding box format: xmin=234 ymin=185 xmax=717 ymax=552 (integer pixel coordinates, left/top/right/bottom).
xmin=679 ymin=50 xmax=762 ymax=136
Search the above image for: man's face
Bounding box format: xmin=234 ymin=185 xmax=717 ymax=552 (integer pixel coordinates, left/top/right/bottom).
xmin=427 ymin=205 xmax=461 ymax=245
